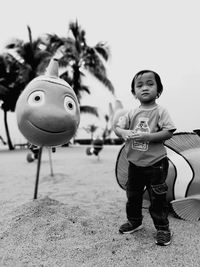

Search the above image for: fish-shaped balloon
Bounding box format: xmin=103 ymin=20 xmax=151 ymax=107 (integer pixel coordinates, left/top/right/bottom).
xmin=16 ymin=58 xmax=80 ymax=147
xmin=115 ymin=132 xmax=200 ymax=221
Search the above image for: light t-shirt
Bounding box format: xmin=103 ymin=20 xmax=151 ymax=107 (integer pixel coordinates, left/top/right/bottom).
xmin=119 ymin=104 xmax=176 ymax=167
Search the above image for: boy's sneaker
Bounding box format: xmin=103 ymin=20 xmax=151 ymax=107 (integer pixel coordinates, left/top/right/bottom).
xmin=155 ymin=230 xmax=173 ymax=246
xmin=119 ymin=221 xmax=143 ymax=234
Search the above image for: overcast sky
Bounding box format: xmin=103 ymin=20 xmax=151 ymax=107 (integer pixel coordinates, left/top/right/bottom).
xmin=0 ymin=0 xmax=200 ymax=142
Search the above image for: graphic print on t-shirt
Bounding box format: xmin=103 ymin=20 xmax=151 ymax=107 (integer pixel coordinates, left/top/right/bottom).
xmin=132 ymin=117 xmax=150 ymax=151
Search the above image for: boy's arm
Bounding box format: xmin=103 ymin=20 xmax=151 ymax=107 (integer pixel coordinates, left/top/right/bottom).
xmin=148 ymin=130 xmax=174 ymax=142
xmin=132 ymin=130 xmax=174 ymax=143
xmin=114 ymin=126 xmax=127 ymax=139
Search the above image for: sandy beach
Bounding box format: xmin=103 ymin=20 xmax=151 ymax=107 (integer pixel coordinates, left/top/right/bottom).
xmin=0 ymin=145 xmax=200 ymax=267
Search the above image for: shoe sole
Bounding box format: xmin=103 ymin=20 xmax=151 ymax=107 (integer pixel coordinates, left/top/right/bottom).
xmin=155 ymin=231 xmax=173 ymax=246
xmin=119 ymin=225 xmax=143 ymax=234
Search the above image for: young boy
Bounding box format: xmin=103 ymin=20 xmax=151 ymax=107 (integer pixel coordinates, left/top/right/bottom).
xmin=114 ymin=70 xmax=176 ymax=246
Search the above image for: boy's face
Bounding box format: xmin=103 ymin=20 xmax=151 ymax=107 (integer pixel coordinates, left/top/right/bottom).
xmin=134 ymin=72 xmax=158 ymax=105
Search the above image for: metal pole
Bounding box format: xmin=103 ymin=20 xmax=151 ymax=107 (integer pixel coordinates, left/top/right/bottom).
xmin=48 ymin=148 xmax=54 ymax=177
xmin=34 ymin=147 xmax=43 ymax=199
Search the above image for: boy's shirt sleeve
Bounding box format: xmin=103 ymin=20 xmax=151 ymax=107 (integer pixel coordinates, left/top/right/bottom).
xmin=158 ymin=107 xmax=176 ymax=132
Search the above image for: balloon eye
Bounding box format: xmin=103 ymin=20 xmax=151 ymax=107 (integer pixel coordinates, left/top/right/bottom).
xmin=67 ymin=102 xmax=73 ymax=109
xmin=64 ymin=96 xmax=76 ymax=113
xmin=35 ymin=96 xmax=41 ymax=101
xmin=28 ymin=91 xmax=45 ymax=106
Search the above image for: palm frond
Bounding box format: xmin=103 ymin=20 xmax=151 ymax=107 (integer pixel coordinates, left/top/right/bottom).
xmin=0 ymin=84 xmax=9 ymax=100
xmin=88 ymin=68 xmax=115 ymax=94
xmin=80 ymin=105 xmax=99 ymax=117
xmin=44 ymin=34 xmax=66 ymax=54
xmin=27 ymin=25 xmax=32 ymax=46
xmin=80 ymin=85 xmax=90 ymax=95
xmin=94 ymin=42 xmax=110 ymax=61
xmin=5 ymin=38 xmax=23 ymax=49
xmin=69 ymin=21 xmax=86 ymax=48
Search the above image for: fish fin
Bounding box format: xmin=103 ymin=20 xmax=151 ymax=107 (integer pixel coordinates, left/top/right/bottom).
xmin=108 ymin=100 xmax=124 ymax=124
xmin=114 ymin=99 xmax=124 ymax=110
xmin=171 ymin=195 xmax=200 ymax=221
xmin=115 ymin=145 xmax=128 ymax=190
xmin=108 ymin=102 xmax=114 ymax=118
xmin=165 ymin=132 xmax=200 ymax=153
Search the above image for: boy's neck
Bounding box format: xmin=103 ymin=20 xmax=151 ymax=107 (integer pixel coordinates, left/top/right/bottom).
xmin=140 ymin=101 xmax=157 ymax=109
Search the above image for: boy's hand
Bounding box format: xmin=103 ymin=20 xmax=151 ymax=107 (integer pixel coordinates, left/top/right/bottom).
xmin=121 ymin=130 xmax=135 ymax=141
xmin=130 ymin=132 xmax=150 ymax=142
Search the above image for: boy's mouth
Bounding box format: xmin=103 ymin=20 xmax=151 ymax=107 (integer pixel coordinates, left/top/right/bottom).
xmin=141 ymin=93 xmax=149 ymax=96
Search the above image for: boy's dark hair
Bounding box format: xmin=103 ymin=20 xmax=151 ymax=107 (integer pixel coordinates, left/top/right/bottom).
xmin=131 ymin=70 xmax=163 ymax=98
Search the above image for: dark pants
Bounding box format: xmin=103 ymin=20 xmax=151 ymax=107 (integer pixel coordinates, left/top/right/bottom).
xmin=126 ymin=157 xmax=169 ymax=230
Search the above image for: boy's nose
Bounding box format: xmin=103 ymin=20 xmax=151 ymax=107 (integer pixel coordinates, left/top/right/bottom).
xmin=142 ymin=85 xmax=148 ymax=91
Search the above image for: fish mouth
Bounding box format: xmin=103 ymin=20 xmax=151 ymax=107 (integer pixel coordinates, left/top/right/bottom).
xmin=28 ymin=121 xmax=67 ymax=134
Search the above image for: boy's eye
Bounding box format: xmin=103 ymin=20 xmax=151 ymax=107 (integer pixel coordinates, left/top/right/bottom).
xmin=147 ymin=81 xmax=154 ymax=86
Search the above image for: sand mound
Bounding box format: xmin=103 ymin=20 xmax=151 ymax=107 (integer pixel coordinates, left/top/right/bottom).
xmin=0 ymin=196 xmax=129 ymax=266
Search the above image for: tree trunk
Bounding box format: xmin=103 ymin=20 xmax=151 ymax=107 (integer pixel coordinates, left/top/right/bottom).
xmin=91 ymin=132 xmax=94 ymax=144
xmin=4 ymin=110 xmax=14 ymax=150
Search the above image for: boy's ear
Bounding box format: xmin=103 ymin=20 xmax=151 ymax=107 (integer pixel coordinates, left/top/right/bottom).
xmin=156 ymin=93 xmax=161 ymax=99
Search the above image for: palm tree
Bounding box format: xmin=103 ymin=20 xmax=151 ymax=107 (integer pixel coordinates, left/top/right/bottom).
xmin=44 ymin=20 xmax=115 ymax=117
xmin=0 ymin=26 xmax=53 ymax=149
xmin=0 ymin=53 xmax=27 ymax=149
xmin=6 ymin=26 xmax=52 ymax=79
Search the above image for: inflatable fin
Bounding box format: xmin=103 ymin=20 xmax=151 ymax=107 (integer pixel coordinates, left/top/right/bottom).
xmin=108 ymin=100 xmax=124 ymax=118
xmin=165 ymin=132 xmax=200 ymax=153
xmin=114 ymin=99 xmax=124 ymax=110
xmin=115 ymin=145 xmax=128 ymax=190
xmin=171 ymin=195 xmax=200 ymax=221
xmin=45 ymin=58 xmax=59 ymax=78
